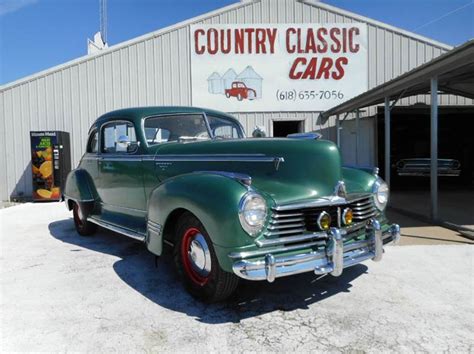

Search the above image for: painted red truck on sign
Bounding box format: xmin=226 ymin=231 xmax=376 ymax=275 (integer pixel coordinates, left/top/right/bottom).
xmin=225 ymin=81 xmax=257 ymax=101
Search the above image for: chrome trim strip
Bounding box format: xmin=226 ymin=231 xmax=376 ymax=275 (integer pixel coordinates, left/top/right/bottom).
xmin=198 ymin=171 xmax=252 ymax=186
xmin=272 ymin=194 xmax=372 ymax=212
xmin=88 ymin=217 xmax=146 ymax=242
xmin=228 ymin=240 xmax=326 ymax=260
xmin=154 ymin=154 xmax=285 ymax=163
xmin=267 ymin=222 xmax=305 ymax=230
xmin=264 ymin=228 xmax=306 ymax=236
xmin=270 ymin=217 xmax=305 ymax=224
xmin=101 ymin=157 xmax=142 ymax=162
xmin=256 ymin=232 xmax=326 ymax=247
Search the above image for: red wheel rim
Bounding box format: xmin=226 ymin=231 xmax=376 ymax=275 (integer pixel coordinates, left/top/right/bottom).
xmin=181 ymin=227 xmax=210 ymax=286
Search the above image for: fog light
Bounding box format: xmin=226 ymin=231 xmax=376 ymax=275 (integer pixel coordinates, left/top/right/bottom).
xmin=317 ymin=211 xmax=331 ymax=231
xmin=342 ymin=208 xmax=353 ymax=225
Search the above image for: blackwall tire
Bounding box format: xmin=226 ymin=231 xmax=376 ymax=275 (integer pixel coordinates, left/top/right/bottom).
xmin=73 ymin=203 xmax=97 ymax=236
xmin=237 ymin=94 xmax=243 ymax=101
xmin=174 ymin=212 xmax=239 ymax=302
xmin=226 ymin=92 xmax=231 ymax=98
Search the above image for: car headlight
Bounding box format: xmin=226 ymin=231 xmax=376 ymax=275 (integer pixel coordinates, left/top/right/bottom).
xmin=373 ymin=178 xmax=389 ymax=211
xmin=238 ymin=192 xmax=267 ymax=236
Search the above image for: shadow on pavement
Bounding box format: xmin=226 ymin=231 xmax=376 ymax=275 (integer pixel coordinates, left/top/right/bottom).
xmin=49 ymin=218 xmax=368 ymax=324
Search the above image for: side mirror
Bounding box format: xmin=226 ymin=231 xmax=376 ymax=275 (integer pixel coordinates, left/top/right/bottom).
xmin=117 ymin=135 xmax=139 ymax=152
xmin=252 ymin=126 xmax=267 ymax=138
xmin=117 ymin=135 xmax=130 ymax=145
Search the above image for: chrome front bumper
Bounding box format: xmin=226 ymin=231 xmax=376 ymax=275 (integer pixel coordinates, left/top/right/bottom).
xmin=232 ymin=220 xmax=400 ymax=282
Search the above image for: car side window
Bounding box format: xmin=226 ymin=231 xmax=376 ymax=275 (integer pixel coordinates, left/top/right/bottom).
xmin=86 ymin=130 xmax=98 ymax=153
xmin=101 ymin=121 xmax=138 ymax=154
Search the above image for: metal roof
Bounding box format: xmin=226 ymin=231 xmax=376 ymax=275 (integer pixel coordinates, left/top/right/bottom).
xmin=321 ymin=39 xmax=474 ymax=119
xmin=0 ymin=0 xmax=452 ymax=91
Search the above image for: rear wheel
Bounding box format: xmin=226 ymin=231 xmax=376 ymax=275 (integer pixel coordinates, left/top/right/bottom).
xmin=237 ymin=93 xmax=243 ymax=101
xmin=73 ymin=202 xmax=97 ymax=236
xmin=225 ymin=92 xmax=231 ymax=98
xmin=174 ymin=212 xmax=239 ymax=302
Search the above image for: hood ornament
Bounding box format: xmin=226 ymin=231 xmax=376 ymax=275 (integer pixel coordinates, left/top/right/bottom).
xmin=334 ymin=181 xmax=347 ymax=198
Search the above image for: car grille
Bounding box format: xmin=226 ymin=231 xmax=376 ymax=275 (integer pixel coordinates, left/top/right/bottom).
xmin=264 ymin=195 xmax=377 ymax=239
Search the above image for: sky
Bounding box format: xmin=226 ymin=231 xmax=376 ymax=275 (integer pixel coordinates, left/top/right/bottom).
xmin=0 ymin=0 xmax=473 ymax=85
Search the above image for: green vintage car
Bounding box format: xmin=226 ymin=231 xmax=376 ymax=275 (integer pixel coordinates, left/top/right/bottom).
xmin=64 ymin=106 xmax=400 ymax=301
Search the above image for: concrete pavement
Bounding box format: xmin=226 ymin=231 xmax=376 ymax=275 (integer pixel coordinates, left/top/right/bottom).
xmin=1 ymin=203 xmax=473 ymax=352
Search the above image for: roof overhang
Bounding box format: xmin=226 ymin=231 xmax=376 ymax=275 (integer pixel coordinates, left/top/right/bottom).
xmin=321 ymin=39 xmax=474 ymax=120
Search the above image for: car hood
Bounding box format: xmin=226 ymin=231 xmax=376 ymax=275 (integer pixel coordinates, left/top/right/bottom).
xmin=151 ymin=138 xmax=346 ymax=205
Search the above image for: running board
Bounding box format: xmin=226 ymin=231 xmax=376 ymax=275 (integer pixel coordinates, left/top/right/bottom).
xmin=88 ymin=217 xmax=146 ymax=242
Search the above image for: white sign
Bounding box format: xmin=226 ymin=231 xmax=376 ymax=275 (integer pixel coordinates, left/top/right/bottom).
xmin=190 ymin=23 xmax=368 ymax=112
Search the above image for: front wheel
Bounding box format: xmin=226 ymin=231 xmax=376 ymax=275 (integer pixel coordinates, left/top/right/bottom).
xmin=73 ymin=202 xmax=97 ymax=236
xmin=174 ymin=212 xmax=239 ymax=302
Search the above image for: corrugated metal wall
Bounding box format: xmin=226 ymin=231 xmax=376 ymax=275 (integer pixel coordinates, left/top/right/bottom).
xmin=0 ymin=0 xmax=470 ymax=200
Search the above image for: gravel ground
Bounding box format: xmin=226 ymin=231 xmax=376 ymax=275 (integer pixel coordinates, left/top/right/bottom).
xmin=1 ymin=203 xmax=473 ymax=352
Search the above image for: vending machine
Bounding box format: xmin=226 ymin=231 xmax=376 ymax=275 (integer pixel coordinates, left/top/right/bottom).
xmin=30 ymin=131 xmax=71 ymax=201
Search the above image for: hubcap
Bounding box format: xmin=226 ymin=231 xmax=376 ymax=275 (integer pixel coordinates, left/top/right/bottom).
xmin=188 ymin=234 xmax=211 ymax=277
xmin=181 ymin=227 xmax=212 ymax=286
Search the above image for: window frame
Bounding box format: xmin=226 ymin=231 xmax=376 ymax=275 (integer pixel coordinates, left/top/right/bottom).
xmin=100 ymin=119 xmax=139 ymax=155
xmin=86 ymin=128 xmax=99 ymax=154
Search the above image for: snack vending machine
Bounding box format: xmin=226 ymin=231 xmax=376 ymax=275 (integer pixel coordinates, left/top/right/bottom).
xmin=30 ymin=131 xmax=71 ymax=201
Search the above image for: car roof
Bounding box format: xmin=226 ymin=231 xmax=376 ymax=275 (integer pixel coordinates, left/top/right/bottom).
xmin=93 ymin=106 xmax=240 ymax=127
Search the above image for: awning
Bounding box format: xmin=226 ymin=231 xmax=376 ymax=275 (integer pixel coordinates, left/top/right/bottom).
xmin=321 ymin=39 xmax=474 ymax=120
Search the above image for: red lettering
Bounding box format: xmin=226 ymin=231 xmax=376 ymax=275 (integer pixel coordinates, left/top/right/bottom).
xmin=267 ymin=28 xmax=277 ymax=54
xmin=207 ymin=29 xmax=218 ymax=55
xmin=289 ymin=57 xmax=306 ymax=79
xmin=234 ymin=29 xmax=244 ymax=54
xmin=332 ymin=57 xmax=348 ymax=80
xmin=286 ymin=28 xmax=296 ymax=53
xmin=255 ymin=28 xmax=266 ymax=53
xmin=316 ymin=28 xmax=328 ymax=53
xmin=302 ymin=57 xmax=318 ymax=79
xmin=305 ymin=29 xmax=316 ymax=53
xmin=194 ymin=29 xmax=205 ymax=54
xmin=342 ymin=28 xmax=347 ymax=53
xmin=297 ymin=28 xmax=304 ymax=53
xmin=317 ymin=57 xmax=333 ymax=79
xmin=330 ymin=28 xmax=341 ymax=53
xmin=220 ymin=29 xmax=231 ymax=54
xmin=244 ymin=28 xmax=255 ymax=53
xmin=349 ymin=27 xmax=360 ymax=53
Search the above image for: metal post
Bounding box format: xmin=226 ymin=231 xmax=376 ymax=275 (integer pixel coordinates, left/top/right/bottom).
xmin=336 ymin=114 xmax=340 ymax=147
xmin=430 ymin=77 xmax=439 ymax=221
xmin=384 ymin=97 xmax=390 ymax=186
xmin=355 ymin=110 xmax=360 ymax=166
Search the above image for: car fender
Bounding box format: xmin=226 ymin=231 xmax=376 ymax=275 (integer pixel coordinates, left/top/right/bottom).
xmin=146 ymin=172 xmax=255 ymax=257
xmin=64 ymin=168 xmax=98 ymax=209
xmin=342 ymin=166 xmax=377 ymax=193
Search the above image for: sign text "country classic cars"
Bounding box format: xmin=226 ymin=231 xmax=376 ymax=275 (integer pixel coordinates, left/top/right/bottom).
xmin=193 ymin=26 xmax=362 ymax=80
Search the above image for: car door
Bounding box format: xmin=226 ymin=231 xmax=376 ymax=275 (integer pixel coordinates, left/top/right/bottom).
xmin=97 ymin=120 xmax=147 ymax=233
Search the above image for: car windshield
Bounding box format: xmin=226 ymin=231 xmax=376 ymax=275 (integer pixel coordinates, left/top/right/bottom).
xmin=207 ymin=115 xmax=244 ymax=139
xmin=145 ymin=114 xmax=211 ymax=145
xmin=145 ymin=114 xmax=244 ymax=144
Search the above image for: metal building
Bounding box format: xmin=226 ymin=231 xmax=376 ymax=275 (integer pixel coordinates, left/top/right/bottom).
xmin=0 ymin=0 xmax=470 ymax=201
